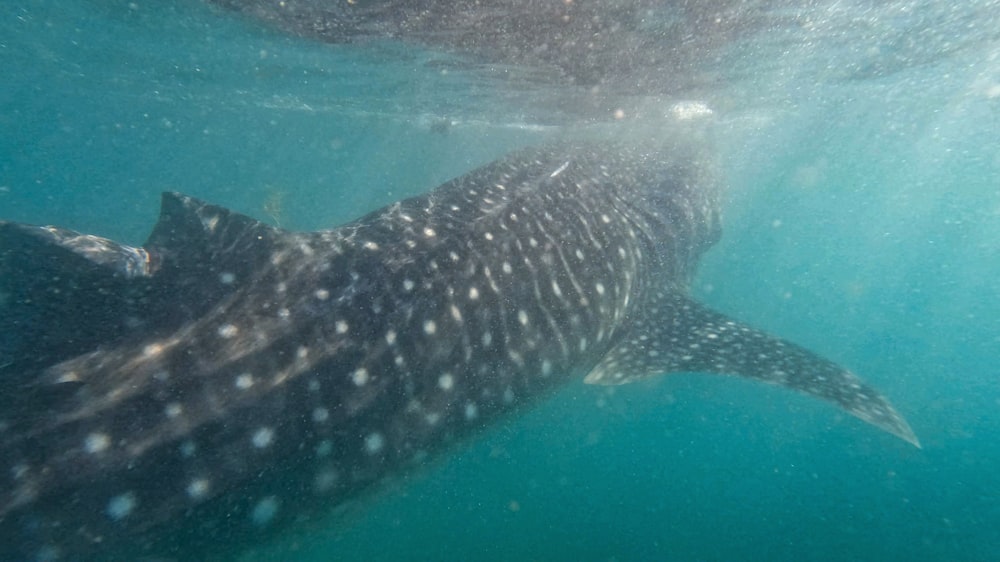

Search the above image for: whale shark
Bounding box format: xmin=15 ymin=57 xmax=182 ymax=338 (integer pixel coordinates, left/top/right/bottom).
xmin=215 ymin=0 xmax=763 ymax=98
xmin=0 ymin=141 xmax=917 ymax=560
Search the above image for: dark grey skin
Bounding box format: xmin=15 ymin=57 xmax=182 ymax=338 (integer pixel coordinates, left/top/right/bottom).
xmin=214 ymin=0 xmax=780 ymax=97
xmin=0 ymin=142 xmax=916 ymax=561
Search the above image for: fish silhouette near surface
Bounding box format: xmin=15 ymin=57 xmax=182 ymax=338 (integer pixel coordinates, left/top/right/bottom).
xmin=0 ymin=141 xmax=917 ymax=561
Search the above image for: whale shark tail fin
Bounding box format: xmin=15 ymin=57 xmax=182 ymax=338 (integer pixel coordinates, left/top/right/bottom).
xmin=585 ymin=291 xmax=919 ymax=448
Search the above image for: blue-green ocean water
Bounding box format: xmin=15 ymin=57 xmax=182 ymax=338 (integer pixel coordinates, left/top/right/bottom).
xmin=2 ymin=0 xmax=999 ymax=560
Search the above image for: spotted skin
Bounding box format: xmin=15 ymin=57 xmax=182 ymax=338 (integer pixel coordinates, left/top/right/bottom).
xmin=0 ymin=142 xmax=917 ymax=560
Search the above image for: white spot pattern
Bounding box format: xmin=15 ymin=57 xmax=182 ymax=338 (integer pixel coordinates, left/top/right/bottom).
xmin=84 ymin=432 xmax=110 ymax=454
xmin=251 ymin=427 xmax=275 ymax=448
xmin=438 ymin=373 xmax=454 ymax=391
xmin=364 ymin=432 xmax=385 ymax=454
xmin=106 ymin=492 xmax=137 ymax=521
xmin=251 ymin=496 xmax=279 ymax=526
xmin=187 ymin=478 xmax=210 ymax=500
xmin=352 ymin=368 xmax=369 ymax=386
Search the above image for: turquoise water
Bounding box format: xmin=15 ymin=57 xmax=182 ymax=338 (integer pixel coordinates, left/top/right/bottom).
xmin=3 ymin=0 xmax=999 ymax=560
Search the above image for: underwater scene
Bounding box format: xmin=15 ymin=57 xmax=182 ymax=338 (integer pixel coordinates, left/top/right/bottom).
xmin=1 ymin=0 xmax=999 ymax=560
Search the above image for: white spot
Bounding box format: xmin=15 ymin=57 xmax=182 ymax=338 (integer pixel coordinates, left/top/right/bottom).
xmin=423 ymin=320 xmax=437 ymax=335
xmin=35 ymin=546 xmax=60 ymax=562
xmin=469 ymin=286 xmax=480 ymax=300
xmin=277 ymin=307 xmax=290 ymax=319
xmin=202 ymin=215 xmax=220 ymax=231
xmin=314 ymin=469 xmax=338 ymax=493
xmin=364 ymin=432 xmax=385 ymax=454
xmin=385 ymin=330 xmax=397 ymax=345
xmin=503 ymin=387 xmax=515 ymax=404
xmin=219 ymin=272 xmax=235 ymax=284
xmin=312 ymin=407 xmax=330 ymax=423
xmin=518 ymin=310 xmax=529 ymax=325
xmin=450 ymin=305 xmax=463 ymax=322
xmin=363 ymin=241 xmax=379 ymax=251
xmin=11 ymin=463 xmax=28 ymax=480
xmin=251 ymin=496 xmax=280 ymax=526
xmin=84 ymin=432 xmax=110 ymax=454
xmin=601 ymin=214 xmax=611 ymax=223
xmin=541 ymin=360 xmax=553 ymax=377
xmin=423 ymin=227 xmax=436 ymax=238
xmin=595 ymin=282 xmax=605 ymax=295
xmin=403 ymin=279 xmax=415 ymax=291
xmin=575 ymin=249 xmax=585 ymax=260
xmin=549 ymin=160 xmax=570 ymax=177
xmin=484 ymin=232 xmax=494 ymax=241
xmin=502 ymin=261 xmax=512 ymax=274
xmin=142 ymin=343 xmax=164 ymax=357
xmin=464 ymin=402 xmax=479 ymax=420
xmin=217 ymin=324 xmax=238 ymax=338
xmin=179 ymin=440 xmax=197 ymax=457
xmin=351 ymin=368 xmax=369 ymax=386
xmin=251 ymin=427 xmax=275 ymax=448
xmin=297 ymin=346 xmax=308 ymax=359
xmin=335 ymin=320 xmax=349 ymax=334
xmin=187 ymin=478 xmax=210 ymax=500
xmin=551 ymin=280 xmax=562 ymax=297
xmin=579 ymin=338 xmax=588 ymax=352
xmin=235 ymin=373 xmax=254 ymax=390
xmin=314 ymin=288 xmax=330 ymax=300
xmin=106 ymin=492 xmax=137 ymax=521
xmin=316 ymin=440 xmax=333 ymax=457
xmin=438 ymin=373 xmax=455 ymax=391
xmin=482 ymin=331 xmax=493 ymax=346
xmin=529 ymin=237 xmax=539 ymax=248
xmin=164 ymin=403 xmax=183 ymax=418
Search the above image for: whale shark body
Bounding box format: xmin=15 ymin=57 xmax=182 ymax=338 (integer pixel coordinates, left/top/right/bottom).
xmin=216 ymin=0 xmax=770 ymax=98
xmin=0 ymin=142 xmax=917 ymax=560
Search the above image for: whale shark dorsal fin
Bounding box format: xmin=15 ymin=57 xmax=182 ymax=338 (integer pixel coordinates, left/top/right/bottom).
xmin=129 ymin=192 xmax=296 ymax=337
xmin=584 ymin=291 xmax=920 ymax=447
xmin=146 ymin=192 xmax=285 ymax=269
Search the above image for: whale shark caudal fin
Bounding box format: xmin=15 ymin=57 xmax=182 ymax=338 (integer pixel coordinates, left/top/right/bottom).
xmin=584 ymin=290 xmax=920 ymax=448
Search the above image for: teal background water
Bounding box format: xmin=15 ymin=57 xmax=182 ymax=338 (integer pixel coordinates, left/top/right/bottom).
xmin=2 ymin=0 xmax=999 ymax=560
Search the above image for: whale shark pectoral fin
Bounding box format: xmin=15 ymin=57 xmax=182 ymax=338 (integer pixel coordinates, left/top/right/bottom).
xmin=0 ymin=221 xmax=154 ymax=278
xmin=584 ymin=292 xmax=920 ymax=448
xmin=0 ymin=221 xmax=156 ymax=385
